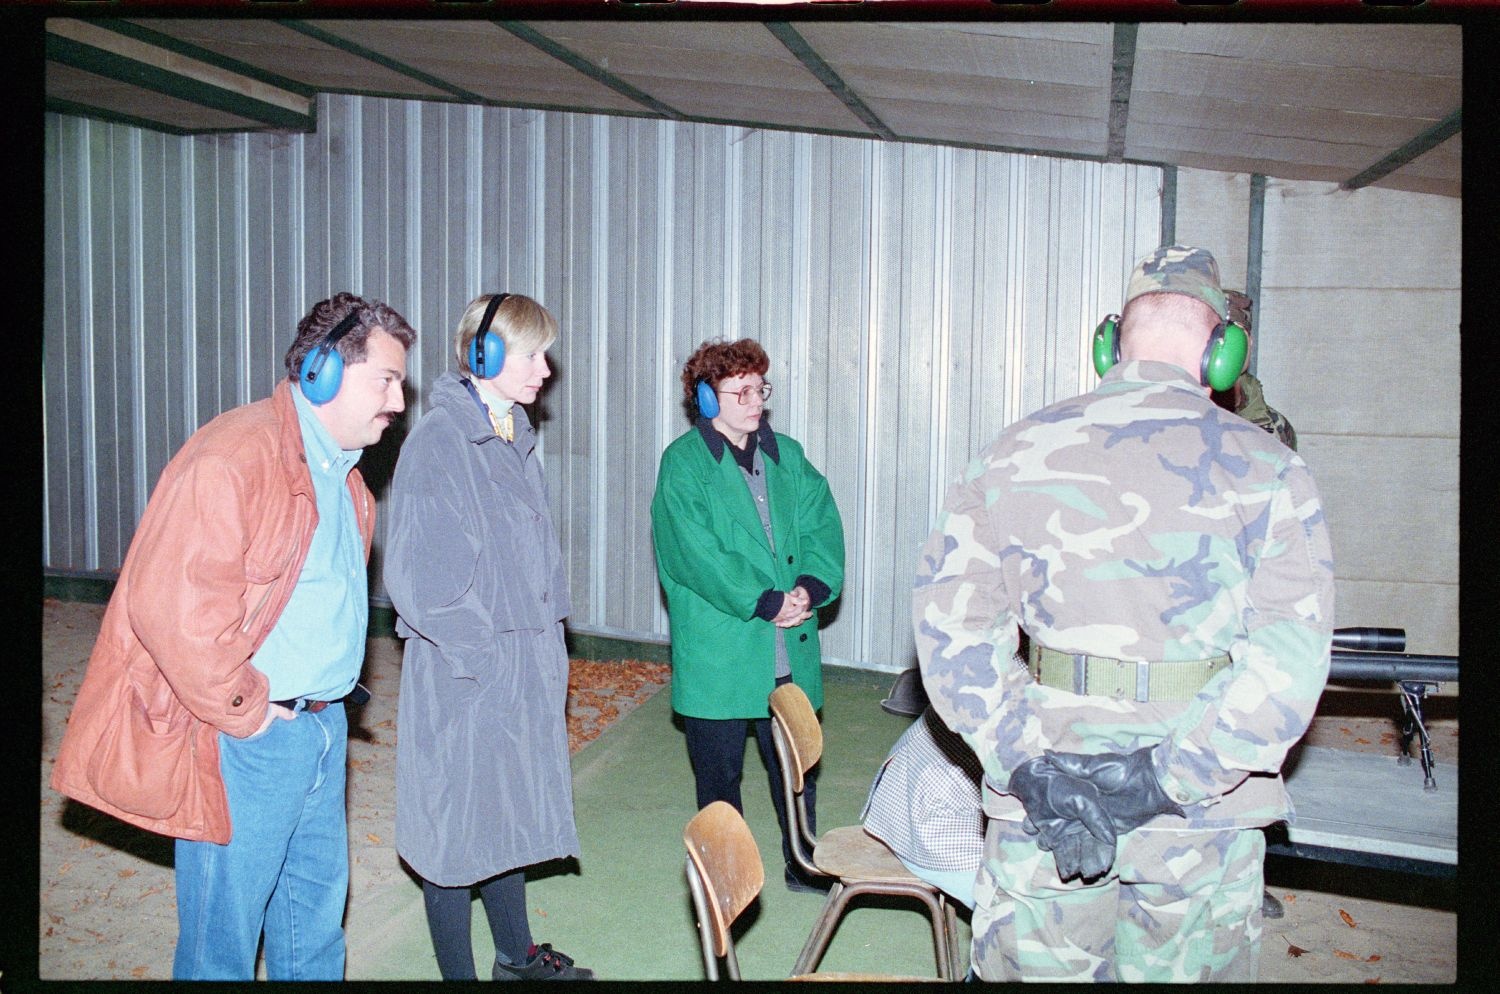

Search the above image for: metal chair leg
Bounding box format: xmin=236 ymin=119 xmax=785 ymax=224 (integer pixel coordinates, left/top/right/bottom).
xmin=792 ymin=881 xmax=852 ymax=975
xmin=915 ymin=888 xmax=953 ymax=981
xmin=943 ymin=896 xmax=962 ymax=980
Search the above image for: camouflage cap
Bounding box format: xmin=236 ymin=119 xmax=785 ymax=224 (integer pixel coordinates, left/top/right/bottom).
xmin=1125 ymin=245 xmax=1227 ymax=320
xmin=1224 ymin=289 xmax=1253 ymax=334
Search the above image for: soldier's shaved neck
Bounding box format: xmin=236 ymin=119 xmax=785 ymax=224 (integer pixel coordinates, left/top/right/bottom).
xmin=1119 ymin=293 xmax=1219 ymax=387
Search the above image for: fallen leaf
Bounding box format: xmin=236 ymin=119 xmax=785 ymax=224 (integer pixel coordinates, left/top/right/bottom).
xmin=1287 ymin=944 xmax=1307 ymax=958
xmin=367 ymin=833 xmax=381 ymax=844
xmin=131 ymin=966 xmax=147 ymax=978
xmin=1354 ymin=738 xmax=1371 ymax=745
xmin=1339 ymin=909 xmax=1358 ymax=928
xmin=1367 ymin=955 xmax=1381 ymax=963
xmin=1283 ymin=893 xmax=1297 ymax=903
xmin=118 ymin=869 xmax=136 ymax=878
xmin=1364 ymin=978 xmax=1381 ymax=985
xmin=1335 ymin=950 xmax=1357 ymax=960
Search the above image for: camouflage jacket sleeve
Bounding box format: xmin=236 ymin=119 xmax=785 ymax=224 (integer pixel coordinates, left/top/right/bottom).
xmin=1151 ymin=457 xmax=1335 ymax=806
xmin=911 ymin=456 xmax=1045 ymax=788
xmin=1236 ymin=373 xmax=1299 ymax=451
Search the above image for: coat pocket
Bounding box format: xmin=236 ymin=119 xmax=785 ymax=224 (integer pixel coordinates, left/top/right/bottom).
xmin=85 ymin=684 xmax=193 ymax=822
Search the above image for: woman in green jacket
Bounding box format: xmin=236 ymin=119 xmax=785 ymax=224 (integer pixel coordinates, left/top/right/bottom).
xmin=651 ymin=338 xmax=844 ymax=892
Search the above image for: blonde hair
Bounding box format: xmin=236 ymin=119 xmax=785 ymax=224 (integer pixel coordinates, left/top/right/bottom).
xmin=453 ymin=293 xmax=559 ymax=376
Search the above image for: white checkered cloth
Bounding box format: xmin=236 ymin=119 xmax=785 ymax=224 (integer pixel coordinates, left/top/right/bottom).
xmin=861 ymin=708 xmax=985 ymax=873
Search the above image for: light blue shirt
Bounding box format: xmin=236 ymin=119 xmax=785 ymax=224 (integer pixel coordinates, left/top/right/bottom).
xmin=249 ymin=386 xmax=369 ymax=701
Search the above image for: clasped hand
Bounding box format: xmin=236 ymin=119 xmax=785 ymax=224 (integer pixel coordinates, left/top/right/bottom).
xmin=771 ymin=586 xmax=813 ymax=628
xmin=1006 ymin=747 xmax=1185 ymax=882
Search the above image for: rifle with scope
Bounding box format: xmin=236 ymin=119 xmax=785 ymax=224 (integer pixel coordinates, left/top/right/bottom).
xmin=1329 ymin=626 xmax=1458 ymax=684
xmin=1326 ymin=627 xmax=1456 ymax=790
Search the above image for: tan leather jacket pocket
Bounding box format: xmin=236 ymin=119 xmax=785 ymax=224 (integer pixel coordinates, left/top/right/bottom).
xmin=84 ymin=684 xmax=193 ymax=822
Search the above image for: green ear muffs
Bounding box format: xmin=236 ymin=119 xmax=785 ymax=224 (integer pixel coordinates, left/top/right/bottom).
xmin=1095 ymin=313 xmax=1248 ymax=392
xmin=1201 ymin=321 xmax=1249 ymax=392
xmin=1092 ymin=315 xmax=1121 ymax=378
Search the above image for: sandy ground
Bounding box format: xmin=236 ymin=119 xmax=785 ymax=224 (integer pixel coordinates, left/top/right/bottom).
xmin=38 ymin=598 xmax=1456 ymax=982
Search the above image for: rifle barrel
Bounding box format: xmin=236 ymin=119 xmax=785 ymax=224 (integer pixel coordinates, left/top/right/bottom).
xmin=1328 ymin=650 xmax=1458 ymax=684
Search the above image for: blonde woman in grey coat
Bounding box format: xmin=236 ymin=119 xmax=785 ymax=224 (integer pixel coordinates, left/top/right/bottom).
xmin=384 ymin=293 xmax=592 ymax=981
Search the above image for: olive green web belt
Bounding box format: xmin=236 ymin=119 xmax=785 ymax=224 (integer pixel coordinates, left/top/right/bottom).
xmin=1027 ymin=643 xmax=1231 ymax=703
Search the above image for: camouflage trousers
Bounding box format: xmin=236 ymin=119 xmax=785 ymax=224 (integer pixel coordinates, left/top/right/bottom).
xmin=970 ymin=818 xmax=1264 ymax=982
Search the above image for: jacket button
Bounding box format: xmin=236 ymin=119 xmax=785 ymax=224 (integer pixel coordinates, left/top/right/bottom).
xmin=232 ymin=695 xmax=243 ymax=707
xmin=799 ymin=633 xmax=808 ymax=642
xmin=787 ymin=555 xmax=794 ymax=564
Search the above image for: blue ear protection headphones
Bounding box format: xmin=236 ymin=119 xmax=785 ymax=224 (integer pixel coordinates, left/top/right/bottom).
xmin=467 ymin=293 xmax=510 ymax=379
xmin=695 ymin=380 xmax=720 ymax=419
xmin=298 ymin=311 xmax=362 ymax=406
xmin=1092 ymin=311 xmax=1248 ymax=393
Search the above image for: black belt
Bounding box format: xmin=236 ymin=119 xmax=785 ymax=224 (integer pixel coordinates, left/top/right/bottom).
xmin=272 ymin=683 xmax=370 ymax=713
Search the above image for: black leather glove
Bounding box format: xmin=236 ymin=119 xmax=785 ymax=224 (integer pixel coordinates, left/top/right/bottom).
xmin=1007 ymin=756 xmax=1118 ymax=882
xmin=1043 ymin=747 xmax=1186 ymax=832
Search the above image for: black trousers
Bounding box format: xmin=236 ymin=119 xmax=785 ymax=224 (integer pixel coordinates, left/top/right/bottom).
xmin=682 ymin=676 xmax=818 ymax=865
xmin=420 ymin=869 xmax=532 ymax=980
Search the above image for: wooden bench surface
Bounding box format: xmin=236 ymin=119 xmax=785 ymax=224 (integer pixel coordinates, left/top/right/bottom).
xmin=1280 ymin=745 xmax=1456 ymax=866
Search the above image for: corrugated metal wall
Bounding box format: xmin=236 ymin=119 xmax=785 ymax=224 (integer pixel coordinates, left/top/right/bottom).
xmin=43 ymin=93 xmax=1162 ymax=671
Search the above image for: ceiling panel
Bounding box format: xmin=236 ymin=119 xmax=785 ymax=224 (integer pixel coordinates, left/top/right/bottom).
xmin=876 ymin=95 xmax=1106 ymax=154
xmin=46 ymin=59 xmax=272 ymax=133
xmin=43 ymin=17 xmax=1461 ymax=199
xmin=1128 ymin=92 xmax=1450 ymax=151
xmin=520 ymin=21 xmax=872 ymax=133
xmin=1132 ymin=49 xmax=1459 ymax=121
xmin=1373 ymin=135 xmax=1461 ymax=198
xmin=799 ymin=21 xmax=1112 ymax=87
xmin=307 ymin=19 xmax=648 ymax=113
xmin=1147 ymin=22 xmax=1462 ymax=76
xmin=128 ymin=18 xmax=452 ymax=101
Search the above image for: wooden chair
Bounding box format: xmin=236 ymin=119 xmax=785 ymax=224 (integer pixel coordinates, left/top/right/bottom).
xmin=684 ymin=801 xmax=764 ymax=980
xmin=684 ymin=800 xmax=944 ymax=982
xmin=767 ymin=683 xmax=962 ymax=980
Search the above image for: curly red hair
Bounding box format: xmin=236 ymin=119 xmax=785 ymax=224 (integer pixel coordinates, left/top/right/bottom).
xmin=680 ymin=339 xmax=770 ymax=416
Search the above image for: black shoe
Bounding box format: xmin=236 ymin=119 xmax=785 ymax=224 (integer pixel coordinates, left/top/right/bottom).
xmin=492 ymin=943 xmax=595 ymax=981
xmin=785 ymin=863 xmax=833 ymax=894
xmin=1261 ymin=890 xmax=1285 ymax=920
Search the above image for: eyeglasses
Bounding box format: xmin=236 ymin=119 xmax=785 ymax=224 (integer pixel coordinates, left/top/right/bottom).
xmin=717 ymin=382 xmax=773 ymax=405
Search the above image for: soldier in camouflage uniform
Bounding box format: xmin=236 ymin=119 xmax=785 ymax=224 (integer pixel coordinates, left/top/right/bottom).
xmin=1216 ymin=289 xmax=1298 ymax=451
xmin=912 ymin=245 xmax=1335 ymax=982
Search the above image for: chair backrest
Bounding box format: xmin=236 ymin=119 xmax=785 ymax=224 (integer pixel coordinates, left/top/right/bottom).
xmin=768 ymin=682 xmax=823 ymax=792
xmin=684 ymin=800 xmax=765 ymax=977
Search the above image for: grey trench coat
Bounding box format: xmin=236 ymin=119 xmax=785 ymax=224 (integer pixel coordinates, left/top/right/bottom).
xmin=384 ymin=371 xmax=579 ymax=886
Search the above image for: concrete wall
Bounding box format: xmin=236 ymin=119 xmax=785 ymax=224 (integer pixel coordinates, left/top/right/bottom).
xmin=1176 ymin=168 xmax=1460 ymax=655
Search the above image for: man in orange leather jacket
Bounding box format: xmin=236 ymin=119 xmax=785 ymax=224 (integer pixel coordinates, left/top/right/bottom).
xmin=51 ymin=292 xmax=414 ymax=980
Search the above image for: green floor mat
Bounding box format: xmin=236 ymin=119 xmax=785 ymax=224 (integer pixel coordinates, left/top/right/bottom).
xmin=352 ymin=666 xmax=971 ymax=981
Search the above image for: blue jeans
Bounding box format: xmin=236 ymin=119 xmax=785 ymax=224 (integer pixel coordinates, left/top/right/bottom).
xmin=173 ymin=704 xmax=349 ymax=980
